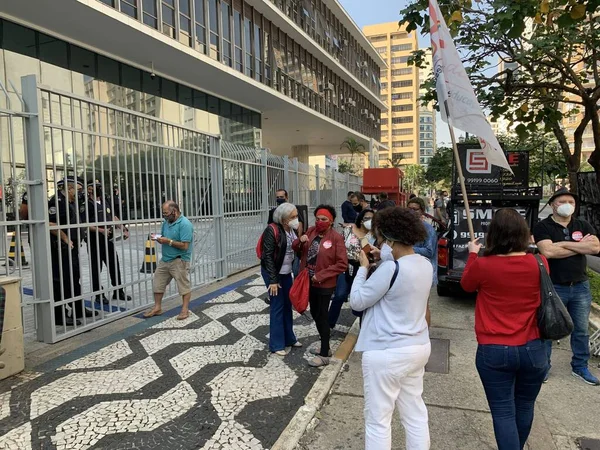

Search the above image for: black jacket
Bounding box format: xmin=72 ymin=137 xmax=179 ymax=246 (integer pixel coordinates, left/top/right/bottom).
xmin=260 ymin=223 xmax=291 ymax=284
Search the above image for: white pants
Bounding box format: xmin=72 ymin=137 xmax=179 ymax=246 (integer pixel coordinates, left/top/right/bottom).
xmin=362 ymin=343 xmax=431 ymax=450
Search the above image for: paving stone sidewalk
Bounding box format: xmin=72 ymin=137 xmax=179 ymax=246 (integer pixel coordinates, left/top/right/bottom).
xmin=0 ymin=274 xmax=356 ymax=450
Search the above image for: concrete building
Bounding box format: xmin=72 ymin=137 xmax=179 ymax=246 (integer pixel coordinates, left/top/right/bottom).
xmin=0 ymin=0 xmax=386 ymax=165
xmin=363 ymin=21 xmax=419 ymax=168
xmin=418 ymin=48 xmax=436 ymax=167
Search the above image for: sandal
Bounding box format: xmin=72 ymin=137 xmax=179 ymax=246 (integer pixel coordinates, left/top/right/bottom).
xmin=143 ymin=309 xmax=163 ymax=318
xmin=308 ymin=355 xmax=330 ymax=367
xmin=291 ymin=341 xmax=302 ymax=348
xmin=176 ymin=311 xmax=190 ymax=321
xmin=273 ymin=350 xmax=288 ymax=356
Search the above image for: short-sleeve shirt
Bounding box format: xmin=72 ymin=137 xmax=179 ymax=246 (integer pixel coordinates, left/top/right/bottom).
xmin=533 ymin=216 xmax=596 ymax=284
xmin=160 ymin=215 xmax=194 ymax=262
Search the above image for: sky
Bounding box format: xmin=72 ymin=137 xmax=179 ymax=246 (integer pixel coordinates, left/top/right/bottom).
xmin=339 ymin=0 xmax=456 ymax=146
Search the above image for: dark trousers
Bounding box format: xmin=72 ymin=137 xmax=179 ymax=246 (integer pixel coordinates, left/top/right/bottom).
xmin=476 ymin=339 xmax=548 ymax=450
xmin=309 ymin=286 xmax=334 ymax=357
xmin=261 ymin=269 xmax=297 ymax=352
xmin=51 ymin=244 xmax=83 ymax=322
xmin=88 ymin=233 xmax=122 ymax=294
xmin=329 ymin=272 xmax=350 ymax=328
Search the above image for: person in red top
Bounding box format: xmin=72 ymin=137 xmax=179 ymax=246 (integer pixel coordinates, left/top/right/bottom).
xmin=294 ymin=204 xmax=348 ymax=367
xmin=460 ymin=208 xmax=549 ymax=450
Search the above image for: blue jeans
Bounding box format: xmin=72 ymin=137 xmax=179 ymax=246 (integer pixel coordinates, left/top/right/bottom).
xmin=544 ymin=280 xmax=591 ymax=371
xmin=261 ymin=269 xmax=297 ymax=352
xmin=328 ymin=272 xmax=350 ymax=328
xmin=476 ymin=339 xmax=548 ymax=450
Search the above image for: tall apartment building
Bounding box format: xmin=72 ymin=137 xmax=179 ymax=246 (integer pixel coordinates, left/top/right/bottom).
xmin=418 ymin=49 xmax=436 ymax=166
xmin=363 ymin=22 xmax=419 ymax=167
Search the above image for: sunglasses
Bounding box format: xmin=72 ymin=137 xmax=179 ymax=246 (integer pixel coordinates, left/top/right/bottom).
xmin=563 ymin=229 xmax=571 ymax=241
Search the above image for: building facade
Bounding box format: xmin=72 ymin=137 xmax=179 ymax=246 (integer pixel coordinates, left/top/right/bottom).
xmin=363 ymin=22 xmax=418 ymax=168
xmin=418 ymin=49 xmax=436 ymax=167
xmin=0 ymin=0 xmax=385 ymax=164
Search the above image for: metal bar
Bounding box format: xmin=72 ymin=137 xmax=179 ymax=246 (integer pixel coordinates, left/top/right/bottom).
xmin=22 ymin=75 xmax=55 ymax=343
xmin=211 ymin=137 xmax=226 ymax=279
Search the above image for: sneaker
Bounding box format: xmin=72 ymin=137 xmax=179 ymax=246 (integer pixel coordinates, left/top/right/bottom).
xmin=308 ymin=355 xmax=330 ymax=367
xmin=572 ymin=367 xmax=600 ymax=386
xmin=291 ymin=341 xmax=302 ymax=348
xmin=543 ymin=372 xmax=549 ymax=383
xmin=273 ymin=350 xmax=287 ymax=356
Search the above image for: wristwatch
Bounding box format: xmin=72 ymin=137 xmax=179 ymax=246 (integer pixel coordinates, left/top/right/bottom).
xmin=169 ymin=239 xmax=173 ymax=246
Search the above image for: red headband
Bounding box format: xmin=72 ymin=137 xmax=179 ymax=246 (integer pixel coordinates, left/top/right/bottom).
xmin=315 ymin=208 xmax=334 ymax=222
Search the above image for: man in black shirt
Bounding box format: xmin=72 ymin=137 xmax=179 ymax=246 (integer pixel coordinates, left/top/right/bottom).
xmin=341 ymin=191 xmax=357 ymax=224
xmin=267 ymin=189 xmax=288 ymax=225
xmin=533 ymin=188 xmax=600 ymax=385
xmin=377 ymin=192 xmax=396 ymax=210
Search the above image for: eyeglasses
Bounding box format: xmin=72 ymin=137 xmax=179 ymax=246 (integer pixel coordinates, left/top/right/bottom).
xmin=563 ymin=228 xmax=571 ymax=241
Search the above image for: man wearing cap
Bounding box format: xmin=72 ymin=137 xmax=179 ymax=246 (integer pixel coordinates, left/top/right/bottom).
xmin=533 ymin=188 xmax=600 ymax=385
xmin=49 ymin=177 xmax=95 ymax=326
xmin=86 ymin=181 xmax=131 ymax=304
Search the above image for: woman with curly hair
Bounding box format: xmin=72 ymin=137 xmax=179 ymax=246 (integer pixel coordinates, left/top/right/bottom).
xmin=294 ymin=204 xmax=348 ymax=367
xmin=350 ymin=207 xmax=433 ymax=450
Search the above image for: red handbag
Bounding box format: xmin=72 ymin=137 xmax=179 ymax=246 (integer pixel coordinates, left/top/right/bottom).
xmin=289 ymin=269 xmax=310 ymax=314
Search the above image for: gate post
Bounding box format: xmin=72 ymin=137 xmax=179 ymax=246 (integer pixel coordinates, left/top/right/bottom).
xmin=293 ymin=158 xmax=299 ymax=205
xmin=261 ymin=149 xmax=269 ymax=223
xmin=210 ymin=137 xmax=227 ymax=279
xmin=315 ymin=164 xmax=321 ymax=206
xmin=22 ymin=75 xmax=54 ymax=343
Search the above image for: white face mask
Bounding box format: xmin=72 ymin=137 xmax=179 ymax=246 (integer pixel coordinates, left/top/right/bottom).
xmin=288 ymin=218 xmax=300 ymax=230
xmin=556 ymin=203 xmax=575 ymax=218
xmin=363 ymin=220 xmax=372 ymax=230
xmin=380 ymin=243 xmax=395 ymax=262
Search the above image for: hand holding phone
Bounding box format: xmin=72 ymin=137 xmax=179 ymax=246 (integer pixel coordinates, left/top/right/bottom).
xmin=151 ymin=233 xmax=162 ymax=241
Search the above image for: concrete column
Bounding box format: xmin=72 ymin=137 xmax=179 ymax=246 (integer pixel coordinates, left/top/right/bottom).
xmin=291 ymin=145 xmax=310 ymax=165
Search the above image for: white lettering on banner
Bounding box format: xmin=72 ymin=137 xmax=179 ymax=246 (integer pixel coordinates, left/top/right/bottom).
xmin=428 ymin=0 xmax=513 ymax=173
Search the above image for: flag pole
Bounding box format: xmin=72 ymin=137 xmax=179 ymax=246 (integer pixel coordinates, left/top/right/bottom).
xmin=445 ymin=100 xmax=475 ymax=241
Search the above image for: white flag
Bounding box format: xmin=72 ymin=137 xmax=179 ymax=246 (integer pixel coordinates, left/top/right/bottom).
xmin=429 ymin=0 xmax=513 ymax=173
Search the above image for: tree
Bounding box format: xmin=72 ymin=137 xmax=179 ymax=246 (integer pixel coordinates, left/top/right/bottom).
xmin=387 ymin=153 xmax=404 ymax=168
xmin=400 ymin=0 xmax=600 ymax=193
xmin=339 ymin=137 xmax=366 ymax=170
xmin=337 ymin=160 xmax=357 ymax=175
xmin=426 ymin=146 xmax=453 ymax=186
xmin=404 ymin=164 xmax=426 ymax=194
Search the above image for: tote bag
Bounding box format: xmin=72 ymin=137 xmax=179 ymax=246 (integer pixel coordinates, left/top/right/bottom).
xmin=534 ymin=255 xmax=574 ymax=340
xmin=289 ymin=269 xmax=310 ymax=314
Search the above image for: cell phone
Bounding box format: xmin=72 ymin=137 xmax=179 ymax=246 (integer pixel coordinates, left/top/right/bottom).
xmin=152 ymin=234 xmax=162 ymax=240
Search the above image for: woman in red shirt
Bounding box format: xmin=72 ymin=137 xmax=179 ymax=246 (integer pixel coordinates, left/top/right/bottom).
xmin=461 ymin=208 xmax=549 ymax=450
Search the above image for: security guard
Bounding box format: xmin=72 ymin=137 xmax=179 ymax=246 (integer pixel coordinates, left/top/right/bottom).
xmin=87 ymin=181 xmax=131 ymax=303
xmin=49 ymin=177 xmax=96 ymax=326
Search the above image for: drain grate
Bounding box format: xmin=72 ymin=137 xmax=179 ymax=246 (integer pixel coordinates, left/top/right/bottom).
xmin=578 ymin=438 xmax=600 ymax=450
xmin=425 ymin=338 xmax=450 ymax=374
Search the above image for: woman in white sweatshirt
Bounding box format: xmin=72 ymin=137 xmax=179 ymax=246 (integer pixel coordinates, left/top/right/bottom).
xmin=350 ymin=206 xmax=433 ymax=450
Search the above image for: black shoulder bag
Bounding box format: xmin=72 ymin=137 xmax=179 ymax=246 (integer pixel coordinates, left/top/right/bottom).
xmin=352 ymin=260 xmax=399 ymax=318
xmin=534 ymin=255 xmax=574 ymax=340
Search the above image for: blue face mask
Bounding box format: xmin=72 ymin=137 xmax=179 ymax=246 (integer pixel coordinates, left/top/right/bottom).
xmin=380 ymin=243 xmax=394 ymax=261
xmin=276 ymin=198 xmax=286 ymax=206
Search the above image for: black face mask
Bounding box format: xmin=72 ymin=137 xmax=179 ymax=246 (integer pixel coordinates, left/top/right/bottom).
xmin=276 ymin=198 xmax=286 ymax=206
xmin=353 ymin=205 xmax=362 ymax=213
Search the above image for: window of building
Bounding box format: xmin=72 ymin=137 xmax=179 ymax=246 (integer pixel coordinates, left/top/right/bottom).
xmin=392 ymin=104 xmax=413 ymax=112
xmin=208 ymin=0 xmax=220 ymax=60
xmin=381 ymin=82 xmax=387 ymax=90
xmin=161 ymin=0 xmax=176 ymax=38
xmin=390 ymin=43 xmax=412 ymax=52
xmin=244 ymin=15 xmax=253 ymax=77
xmin=375 ymin=46 xmax=386 ymax=54
xmin=194 ymin=0 xmax=206 ymax=53
xmin=392 ymin=116 xmax=413 ymax=124
xmin=391 ymin=32 xmax=407 ymax=40
xmin=390 ymin=56 xmax=409 ymax=65
xmin=234 ymin=8 xmax=243 ymax=72
xmin=120 ymin=0 xmax=138 ymax=18
xmin=391 ymin=68 xmax=412 ymax=76
xmin=392 ymin=128 xmax=413 ymax=136
xmin=394 ymin=152 xmax=413 ymax=160
xmin=391 ymin=80 xmax=413 ymax=88
xmin=391 ymin=92 xmax=412 ymax=100
xmin=369 ymin=35 xmax=386 ymax=43
xmin=179 ymin=0 xmax=192 ymax=46
xmin=392 ymin=140 xmax=414 ymax=148
xmin=221 ymin=2 xmax=232 ymax=66
xmin=99 ymin=0 xmax=116 ymax=6
xmin=254 ymin=19 xmax=263 ymax=82
xmin=142 ymin=0 xmax=159 ymax=28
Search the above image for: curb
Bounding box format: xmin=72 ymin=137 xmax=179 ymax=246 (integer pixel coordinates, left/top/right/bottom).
xmin=590 ymin=302 xmax=600 ymax=331
xmin=271 ymin=318 xmax=360 ymax=450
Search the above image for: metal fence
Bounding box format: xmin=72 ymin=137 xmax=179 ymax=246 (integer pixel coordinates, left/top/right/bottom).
xmin=0 ymin=74 xmax=362 ymax=344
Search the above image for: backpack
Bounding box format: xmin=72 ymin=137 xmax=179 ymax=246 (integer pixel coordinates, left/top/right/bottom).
xmin=256 ymin=223 xmax=280 ymax=259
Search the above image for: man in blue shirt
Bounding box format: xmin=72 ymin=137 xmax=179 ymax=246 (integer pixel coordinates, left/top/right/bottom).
xmin=144 ymin=201 xmax=194 ymax=320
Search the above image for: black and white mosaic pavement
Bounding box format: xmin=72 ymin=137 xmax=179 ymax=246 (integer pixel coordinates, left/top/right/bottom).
xmin=0 ymin=274 xmax=355 ymax=450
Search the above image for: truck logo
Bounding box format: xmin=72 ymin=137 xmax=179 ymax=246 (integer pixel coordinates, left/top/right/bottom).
xmin=466 ymin=149 xmax=491 ymax=174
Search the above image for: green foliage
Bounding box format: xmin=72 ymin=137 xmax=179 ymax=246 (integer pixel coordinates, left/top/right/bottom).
xmin=337 ymin=160 xmax=357 ymax=175
xmin=399 ymin=0 xmax=600 ymax=191
xmin=587 ymin=269 xmax=600 ymax=306
xmin=340 ymin=137 xmax=366 ymax=169
xmin=404 ymin=164 xmax=426 ymax=194
xmin=426 ymin=147 xmax=453 ymax=186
